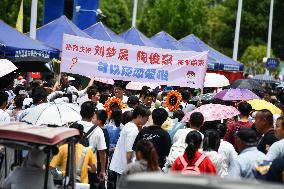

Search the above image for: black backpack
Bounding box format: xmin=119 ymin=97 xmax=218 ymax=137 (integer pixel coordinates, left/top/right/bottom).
xmin=80 ymin=125 xmax=97 ymax=147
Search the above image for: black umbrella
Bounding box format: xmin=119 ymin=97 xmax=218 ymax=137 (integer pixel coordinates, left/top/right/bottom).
xmin=253 ymin=74 xmax=279 ymax=84
xmin=230 ymin=79 xmax=265 ymax=92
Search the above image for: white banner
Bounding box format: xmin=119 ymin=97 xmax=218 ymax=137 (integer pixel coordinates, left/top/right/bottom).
xmin=61 ymin=34 xmax=208 ymax=88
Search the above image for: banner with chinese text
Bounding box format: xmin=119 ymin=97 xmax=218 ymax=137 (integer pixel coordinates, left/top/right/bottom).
xmin=61 ymin=34 xmax=208 ymax=88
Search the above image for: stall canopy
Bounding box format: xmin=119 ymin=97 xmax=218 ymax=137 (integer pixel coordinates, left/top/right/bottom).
xmin=30 ymin=15 xmax=91 ymax=50
xmin=151 ymin=31 xmax=186 ymax=50
xmin=120 ymin=27 xmax=160 ymax=48
xmin=0 ymin=20 xmax=59 ymax=62
xmin=180 ymin=34 xmax=244 ymax=72
xmin=84 ymin=22 xmax=126 ymax=43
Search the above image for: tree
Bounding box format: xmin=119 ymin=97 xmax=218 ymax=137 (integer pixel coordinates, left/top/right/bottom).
xmin=138 ymin=0 xmax=209 ymax=39
xmin=240 ymin=45 xmax=279 ymax=75
xmin=99 ymin=0 xmax=131 ymax=34
xmin=0 ymin=0 xmax=43 ymax=33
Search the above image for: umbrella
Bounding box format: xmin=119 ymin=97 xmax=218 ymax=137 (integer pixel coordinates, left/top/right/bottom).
xmin=94 ymin=77 xmax=114 ymax=85
xmin=253 ymin=74 xmax=279 ymax=83
xmin=214 ymin=89 xmax=259 ymax=101
xmin=0 ymin=59 xmax=17 ymax=78
xmin=126 ymin=82 xmax=159 ymax=90
xmin=276 ymin=82 xmax=284 ymax=88
xmin=23 ymin=102 xmax=81 ymax=126
xmin=230 ymin=79 xmax=264 ymax=92
xmin=247 ymin=99 xmax=282 ymax=115
xmin=182 ymin=104 xmax=240 ymax=122
xmin=191 ymin=93 xmax=216 ymax=102
xmin=204 ymin=73 xmax=230 ymax=88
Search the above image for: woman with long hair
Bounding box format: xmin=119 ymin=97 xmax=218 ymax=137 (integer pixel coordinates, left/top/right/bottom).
xmin=172 ymin=131 xmax=216 ymax=175
xmin=202 ymin=129 xmax=228 ymax=177
xmin=116 ymin=140 xmax=160 ymax=189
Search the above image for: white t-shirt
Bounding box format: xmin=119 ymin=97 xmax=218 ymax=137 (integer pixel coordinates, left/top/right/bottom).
xmin=0 ymin=109 xmax=10 ymax=123
xmin=218 ymin=140 xmax=238 ymax=167
xmin=77 ymin=121 xmax=107 ymax=151
xmin=202 ymin=150 xmax=228 ymax=177
xmin=266 ymin=138 xmax=284 ymax=161
xmin=122 ymin=95 xmax=128 ymax=104
xmin=172 ymin=128 xmax=204 ymax=144
xmin=109 ymin=122 xmax=139 ymax=174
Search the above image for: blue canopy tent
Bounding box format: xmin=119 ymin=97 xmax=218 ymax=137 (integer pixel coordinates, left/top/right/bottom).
xmin=120 ymin=27 xmax=160 ymax=47
xmin=179 ymin=34 xmax=244 ymax=72
xmin=151 ymin=31 xmax=220 ymax=70
xmin=0 ymin=20 xmax=59 ymax=63
xmin=0 ymin=20 xmax=59 ymax=72
xmin=84 ymin=22 xmax=126 ymax=43
xmin=151 ymin=31 xmax=186 ymax=50
xmin=30 ymin=15 xmax=91 ymax=51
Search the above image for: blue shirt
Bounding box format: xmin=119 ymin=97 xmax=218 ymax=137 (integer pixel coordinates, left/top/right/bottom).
xmin=228 ymin=147 xmax=266 ymax=179
xmin=105 ymin=123 xmax=121 ymax=149
xmin=168 ymin=119 xmax=185 ymax=140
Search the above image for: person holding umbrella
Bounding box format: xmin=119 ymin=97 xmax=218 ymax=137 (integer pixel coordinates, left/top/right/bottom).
xmin=224 ymin=102 xmax=253 ymax=148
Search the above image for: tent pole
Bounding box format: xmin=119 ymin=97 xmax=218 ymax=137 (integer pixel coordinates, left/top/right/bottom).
xmin=29 ymin=0 xmax=38 ymax=39
xmin=233 ymin=0 xmax=243 ymax=61
xmin=132 ymin=0 xmax=138 ymax=27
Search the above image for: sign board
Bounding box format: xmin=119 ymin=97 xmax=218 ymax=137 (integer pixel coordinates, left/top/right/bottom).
xmin=61 ymin=34 xmax=209 ymax=88
xmin=266 ymin=58 xmax=279 ymax=70
xmin=30 ymin=72 xmax=41 ymax=79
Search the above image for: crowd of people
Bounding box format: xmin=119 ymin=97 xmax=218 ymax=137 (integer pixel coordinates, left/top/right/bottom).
xmin=0 ymin=73 xmax=284 ymax=189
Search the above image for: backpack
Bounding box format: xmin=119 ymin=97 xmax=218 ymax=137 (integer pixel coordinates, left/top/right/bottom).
xmin=179 ymin=154 xmax=206 ymax=175
xmin=80 ymin=125 xmax=97 ymax=147
xmin=167 ymin=142 xmax=187 ymax=166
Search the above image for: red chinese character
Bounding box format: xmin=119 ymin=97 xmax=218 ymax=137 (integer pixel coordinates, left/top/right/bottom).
xmin=72 ymin=44 xmax=79 ymax=51
xmin=106 ymin=47 xmax=116 ymax=58
xmin=162 ymin=54 xmax=173 ymax=65
xmin=86 ymin=47 xmax=92 ymax=54
xmin=118 ymin=49 xmax=129 ymax=61
xmin=191 ymin=59 xmax=198 ymax=66
xmin=137 ymin=51 xmax=148 ymax=63
xmin=94 ymin=45 xmax=104 ymax=57
xmin=65 ymin=44 xmax=72 ymax=50
xmin=149 ymin=53 xmax=160 ymax=64
xmin=178 ymin=60 xmax=184 ymax=66
xmin=185 ymin=60 xmax=190 ymax=65
xmin=79 ymin=46 xmax=86 ymax=53
xmin=198 ymin=60 xmax=205 ymax=66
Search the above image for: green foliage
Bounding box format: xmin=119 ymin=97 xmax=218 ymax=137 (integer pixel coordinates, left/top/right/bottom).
xmin=138 ymin=0 xmax=209 ymax=39
xmin=240 ymin=45 xmax=279 ymax=75
xmin=0 ymin=0 xmax=43 ymax=33
xmin=1 ymin=0 xmax=284 ymax=71
xmin=99 ymin=0 xmax=131 ymax=34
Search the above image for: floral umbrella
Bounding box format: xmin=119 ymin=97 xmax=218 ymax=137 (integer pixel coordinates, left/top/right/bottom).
xmin=182 ymin=104 xmax=240 ymax=122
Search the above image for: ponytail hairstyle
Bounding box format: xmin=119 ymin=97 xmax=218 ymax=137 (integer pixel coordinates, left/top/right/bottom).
xmin=135 ymin=140 xmax=159 ymax=171
xmin=185 ymin=131 xmax=202 ymax=160
xmin=111 ymin=108 xmax=122 ymax=127
xmin=203 ymin=129 xmax=220 ymax=152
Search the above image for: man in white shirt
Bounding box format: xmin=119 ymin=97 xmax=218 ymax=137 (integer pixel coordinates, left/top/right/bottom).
xmin=0 ymin=91 xmax=10 ymax=123
xmin=113 ymin=82 xmax=128 ymax=104
xmin=109 ymin=105 xmax=151 ymax=186
xmin=86 ymin=86 xmax=104 ymax=110
xmin=78 ymin=101 xmax=107 ymax=183
xmin=266 ymin=116 xmax=284 ymax=161
xmin=173 ymin=112 xmax=204 ymax=144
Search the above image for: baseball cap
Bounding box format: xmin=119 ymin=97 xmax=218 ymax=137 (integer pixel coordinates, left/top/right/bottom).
xmin=237 ymin=128 xmax=258 ymax=146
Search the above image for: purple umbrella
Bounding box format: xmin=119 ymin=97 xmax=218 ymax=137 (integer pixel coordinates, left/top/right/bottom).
xmin=213 ymin=89 xmax=259 ymax=101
